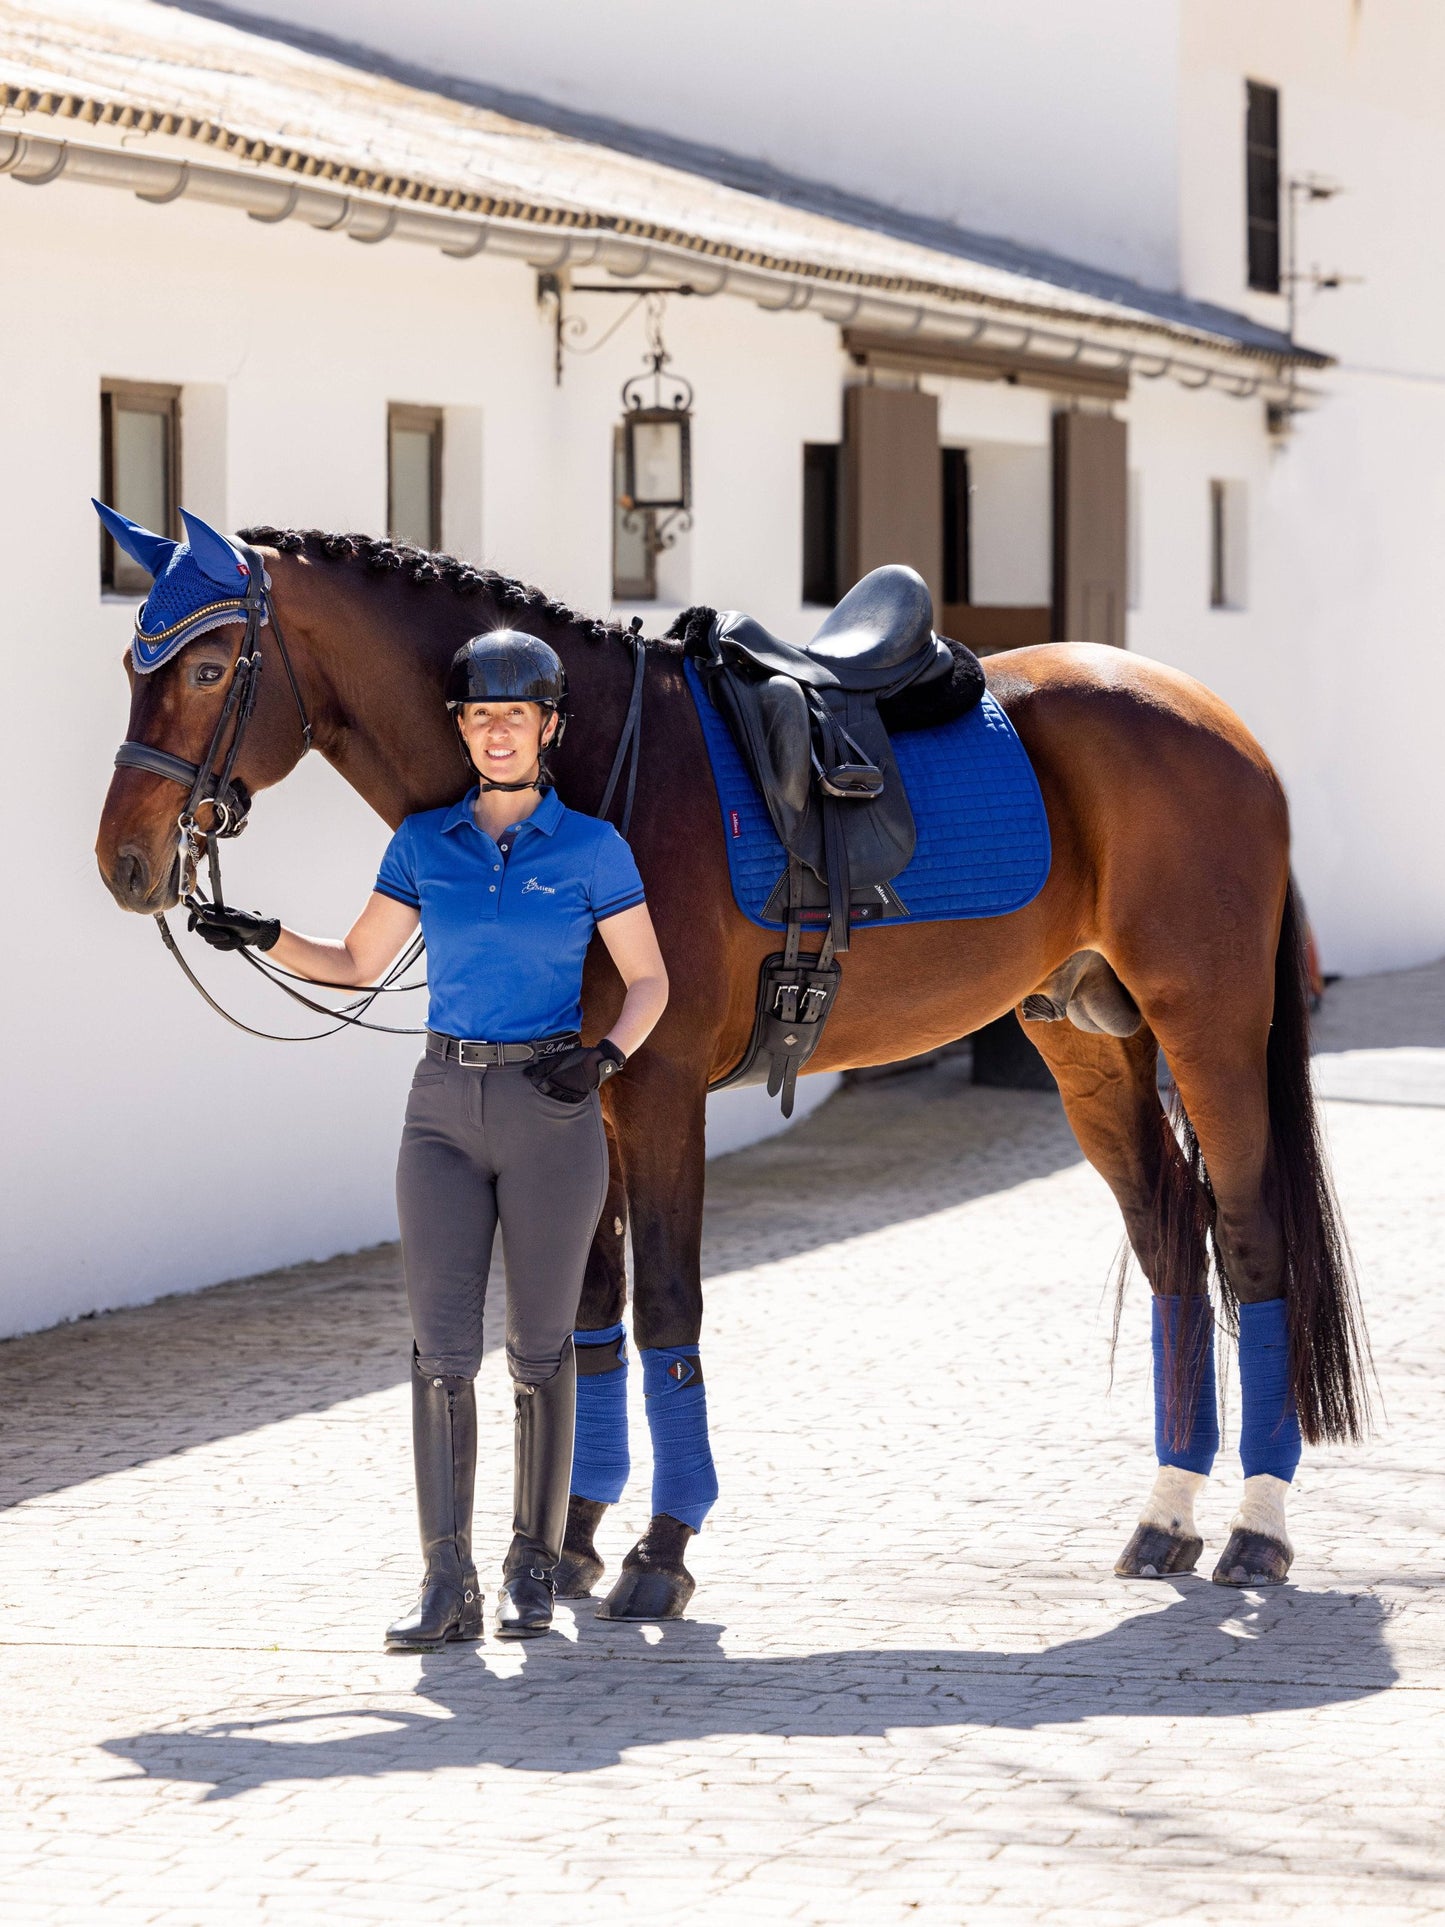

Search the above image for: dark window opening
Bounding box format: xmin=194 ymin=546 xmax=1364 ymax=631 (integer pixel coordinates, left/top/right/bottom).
xmin=941 ymin=446 xmax=971 ymax=605
xmin=613 ymin=426 xmax=656 ymax=602
xmin=802 ymin=442 xmax=840 ymax=605
xmin=100 ymin=381 xmax=180 ymax=593
xmin=1246 ymin=80 xmax=1281 ymax=294
xmin=388 ymin=404 xmax=443 ymax=550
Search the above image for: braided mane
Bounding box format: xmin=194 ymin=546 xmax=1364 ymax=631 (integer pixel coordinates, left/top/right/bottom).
xmin=239 ymin=526 xmax=683 ymax=653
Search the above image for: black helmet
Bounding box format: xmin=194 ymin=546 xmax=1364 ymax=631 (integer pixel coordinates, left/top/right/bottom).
xmin=446 ymin=630 xmax=567 ymax=792
xmin=446 ymin=630 xmax=567 ymax=739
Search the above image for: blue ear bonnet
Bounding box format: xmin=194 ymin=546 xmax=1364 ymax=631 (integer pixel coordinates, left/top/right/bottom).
xmin=93 ymin=501 xmax=264 ymax=672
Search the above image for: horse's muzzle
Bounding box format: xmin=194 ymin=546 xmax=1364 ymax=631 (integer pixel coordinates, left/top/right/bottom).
xmin=101 ymin=842 xmax=181 ymax=915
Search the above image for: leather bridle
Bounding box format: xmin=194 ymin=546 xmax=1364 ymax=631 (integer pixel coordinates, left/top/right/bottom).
xmin=116 ymin=543 xmax=309 ymax=886
xmin=114 ymin=562 xmax=649 ymax=1044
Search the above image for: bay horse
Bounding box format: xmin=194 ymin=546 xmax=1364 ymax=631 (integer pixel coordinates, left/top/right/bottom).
xmin=95 ymin=528 xmax=1368 ymax=1613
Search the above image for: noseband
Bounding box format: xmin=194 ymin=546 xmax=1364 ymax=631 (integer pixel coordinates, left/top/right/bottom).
xmin=114 ymin=543 xmax=312 ymax=889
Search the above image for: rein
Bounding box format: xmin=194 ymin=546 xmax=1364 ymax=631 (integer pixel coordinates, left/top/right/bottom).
xmin=118 ymin=571 xmax=648 ymax=1042
xmin=597 ymin=618 xmax=647 ymax=838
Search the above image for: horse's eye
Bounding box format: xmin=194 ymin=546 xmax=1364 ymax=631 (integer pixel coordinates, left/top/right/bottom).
xmin=195 ymin=663 xmax=224 ymax=686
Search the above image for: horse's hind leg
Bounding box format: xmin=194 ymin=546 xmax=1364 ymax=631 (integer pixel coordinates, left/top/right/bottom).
xmin=1022 ymin=1014 xmax=1217 ymax=1578
xmin=1150 ymin=1014 xmax=1299 ymax=1588
xmin=556 ymin=1114 xmax=632 ymax=1598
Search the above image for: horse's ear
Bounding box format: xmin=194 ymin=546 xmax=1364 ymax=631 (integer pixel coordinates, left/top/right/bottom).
xmin=92 ymin=499 xmax=176 ymax=579
xmin=179 ymin=507 xmax=251 ymax=588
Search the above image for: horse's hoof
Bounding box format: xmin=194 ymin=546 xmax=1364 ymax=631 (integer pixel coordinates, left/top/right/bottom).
xmin=554 ymin=1495 xmax=608 ymax=1598
xmin=594 ymin=1513 xmax=696 ymax=1621
xmin=1211 ymin=1528 xmax=1293 ymax=1588
xmin=1114 ymin=1523 xmax=1203 ymax=1579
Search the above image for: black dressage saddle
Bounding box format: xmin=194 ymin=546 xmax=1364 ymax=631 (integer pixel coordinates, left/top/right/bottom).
xmin=684 ymin=565 xmax=985 ymax=1112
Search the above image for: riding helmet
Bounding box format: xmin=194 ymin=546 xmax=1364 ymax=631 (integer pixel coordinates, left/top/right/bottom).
xmin=445 ymin=630 xmax=568 ymax=746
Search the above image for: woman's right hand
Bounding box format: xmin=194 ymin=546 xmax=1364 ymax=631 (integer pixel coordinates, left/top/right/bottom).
xmin=188 ymin=903 xmax=281 ymax=951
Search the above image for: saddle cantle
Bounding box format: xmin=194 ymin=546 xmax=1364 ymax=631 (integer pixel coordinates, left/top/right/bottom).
xmin=682 ymin=566 xmax=988 ymax=1113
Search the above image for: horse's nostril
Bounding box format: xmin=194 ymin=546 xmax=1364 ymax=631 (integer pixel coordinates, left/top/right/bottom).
xmin=112 ymin=845 xmax=151 ymax=908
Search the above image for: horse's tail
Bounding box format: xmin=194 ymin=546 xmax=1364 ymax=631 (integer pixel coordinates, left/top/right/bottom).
xmin=1139 ymin=877 xmax=1369 ymax=1450
xmin=1264 ymin=877 xmax=1372 ymax=1442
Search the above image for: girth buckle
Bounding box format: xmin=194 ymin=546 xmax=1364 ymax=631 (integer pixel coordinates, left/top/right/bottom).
xmin=771 ymin=980 xmax=802 ymax=1023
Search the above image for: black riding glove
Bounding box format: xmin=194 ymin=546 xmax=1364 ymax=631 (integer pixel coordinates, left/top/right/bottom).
xmin=187 ymin=903 xmax=282 ymax=952
xmin=525 ymin=1038 xmax=626 ymax=1104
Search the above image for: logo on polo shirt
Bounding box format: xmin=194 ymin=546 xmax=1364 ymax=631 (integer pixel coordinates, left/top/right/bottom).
xmin=521 ymin=876 xmax=557 ymax=895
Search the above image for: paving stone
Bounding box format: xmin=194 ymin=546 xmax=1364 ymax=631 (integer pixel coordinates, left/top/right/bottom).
xmin=1 ymin=966 xmax=1444 ymax=1920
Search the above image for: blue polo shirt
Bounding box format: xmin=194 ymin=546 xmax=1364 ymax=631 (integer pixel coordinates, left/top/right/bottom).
xmin=374 ymin=787 xmax=645 ymax=1042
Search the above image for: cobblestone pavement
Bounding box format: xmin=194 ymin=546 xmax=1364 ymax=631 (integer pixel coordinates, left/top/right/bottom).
xmin=2 ymin=966 xmax=1443 ymax=1924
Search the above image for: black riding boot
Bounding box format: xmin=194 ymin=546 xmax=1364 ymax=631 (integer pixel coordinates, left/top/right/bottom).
xmin=494 ymin=1342 xmax=576 ymax=1639
xmin=385 ymin=1353 xmax=483 ymax=1652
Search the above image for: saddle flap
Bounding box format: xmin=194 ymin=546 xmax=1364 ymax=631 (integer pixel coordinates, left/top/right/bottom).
xmin=816 ymin=693 xmax=917 ymax=885
xmin=703 ymin=665 xmax=815 ymax=856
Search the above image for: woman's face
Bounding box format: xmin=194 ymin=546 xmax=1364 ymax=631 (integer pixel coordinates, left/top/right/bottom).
xmin=456 ymin=701 xmax=557 ymax=784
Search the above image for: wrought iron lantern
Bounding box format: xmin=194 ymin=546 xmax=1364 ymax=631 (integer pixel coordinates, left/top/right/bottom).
xmin=620 ymin=295 xmax=693 ymax=554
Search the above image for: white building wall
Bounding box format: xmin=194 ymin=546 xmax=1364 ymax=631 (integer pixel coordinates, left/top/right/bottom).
xmin=228 ymin=0 xmax=1185 ymax=288
xmin=0 ymin=174 xmax=837 ymax=1339
xmin=1162 ymin=0 xmax=1445 ymax=972
xmin=6 ymin=0 xmax=1444 ymax=1338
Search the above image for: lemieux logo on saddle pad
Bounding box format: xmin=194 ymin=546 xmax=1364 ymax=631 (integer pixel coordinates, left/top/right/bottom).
xmin=684 ymin=658 xmax=1050 ymax=930
xmin=93 ymin=500 xmax=261 ymax=673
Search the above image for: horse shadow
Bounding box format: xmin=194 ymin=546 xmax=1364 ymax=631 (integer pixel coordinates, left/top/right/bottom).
xmin=101 ymin=1578 xmax=1395 ymax=1798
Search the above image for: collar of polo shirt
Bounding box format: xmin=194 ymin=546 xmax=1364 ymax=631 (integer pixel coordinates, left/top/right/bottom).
xmin=440 ymin=787 xmax=565 ymax=838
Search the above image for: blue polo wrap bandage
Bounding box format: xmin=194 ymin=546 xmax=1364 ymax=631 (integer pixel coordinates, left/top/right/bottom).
xmin=641 ymin=1346 xmax=719 ymax=1531
xmin=570 ymin=1323 xmax=630 ymax=1505
xmin=1152 ymin=1294 xmax=1219 ymax=1475
xmin=1237 ymin=1297 xmax=1302 ymax=1481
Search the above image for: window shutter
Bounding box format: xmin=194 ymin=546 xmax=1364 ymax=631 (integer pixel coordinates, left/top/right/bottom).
xmin=1051 ymin=411 xmax=1128 ymax=648
xmin=841 ymin=385 xmax=942 ymax=607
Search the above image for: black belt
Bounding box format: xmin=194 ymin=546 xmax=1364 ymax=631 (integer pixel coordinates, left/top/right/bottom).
xmin=426 ymin=1029 xmax=580 ymax=1069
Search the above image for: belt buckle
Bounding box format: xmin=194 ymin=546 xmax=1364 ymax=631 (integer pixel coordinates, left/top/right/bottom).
xmin=457 ymin=1039 xmax=500 ymax=1069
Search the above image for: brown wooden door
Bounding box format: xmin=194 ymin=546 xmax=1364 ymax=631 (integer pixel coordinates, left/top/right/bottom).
xmin=1052 ymin=410 xmax=1127 ymax=647
xmin=841 ymin=385 xmax=942 ymax=606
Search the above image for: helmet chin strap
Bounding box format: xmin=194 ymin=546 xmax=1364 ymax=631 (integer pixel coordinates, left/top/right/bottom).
xmin=476 ymin=769 xmax=549 ymax=793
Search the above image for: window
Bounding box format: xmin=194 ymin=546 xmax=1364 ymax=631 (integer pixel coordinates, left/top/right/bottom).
xmin=1209 ymin=479 xmax=1248 ymax=610
xmin=612 ymin=427 xmax=655 ymax=602
xmin=387 ymin=404 xmax=443 ymax=549
xmin=941 ymin=447 xmax=971 ymax=606
xmin=100 ymin=381 xmax=179 ymax=593
xmin=1246 ymin=80 xmax=1281 ymax=294
xmin=801 ymin=443 xmax=840 ymax=605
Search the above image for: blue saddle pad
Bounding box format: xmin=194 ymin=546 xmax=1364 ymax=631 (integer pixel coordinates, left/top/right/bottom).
xmin=684 ymin=658 xmax=1050 ymax=930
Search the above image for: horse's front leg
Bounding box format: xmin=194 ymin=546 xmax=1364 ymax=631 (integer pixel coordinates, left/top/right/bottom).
xmin=555 ymin=1111 xmax=632 ymax=1598
xmin=595 ymin=1056 xmax=713 ymax=1621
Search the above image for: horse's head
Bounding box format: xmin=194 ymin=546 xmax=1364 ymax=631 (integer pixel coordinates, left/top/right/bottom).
xmin=94 ymin=504 xmax=310 ymax=913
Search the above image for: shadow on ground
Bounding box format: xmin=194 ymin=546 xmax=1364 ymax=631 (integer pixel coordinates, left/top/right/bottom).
xmin=100 ymin=1580 xmax=1395 ymax=1796
xmin=1310 ymin=958 xmax=1445 ymax=1053
xmin=0 ymin=1065 xmax=1079 ymax=1509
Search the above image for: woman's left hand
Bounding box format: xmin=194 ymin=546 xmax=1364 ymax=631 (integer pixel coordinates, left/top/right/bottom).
xmin=525 ymin=1039 xmax=626 ymax=1104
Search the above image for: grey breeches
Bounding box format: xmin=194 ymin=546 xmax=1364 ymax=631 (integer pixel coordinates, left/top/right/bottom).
xmin=395 ymin=1054 xmax=610 ymax=1386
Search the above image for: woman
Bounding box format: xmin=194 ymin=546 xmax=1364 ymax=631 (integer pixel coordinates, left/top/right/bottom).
xmin=192 ymin=631 xmax=669 ymax=1648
